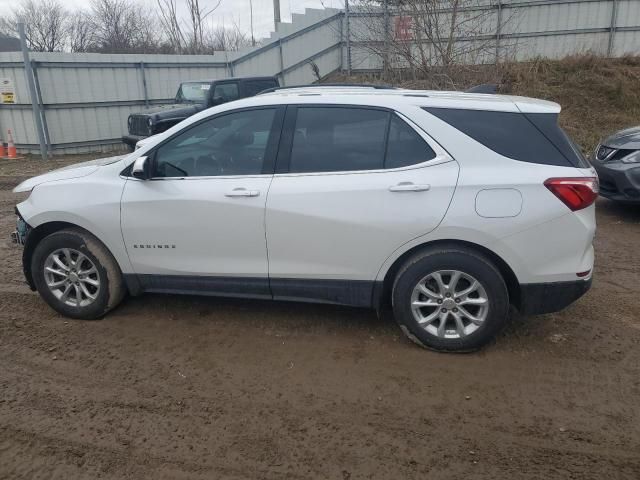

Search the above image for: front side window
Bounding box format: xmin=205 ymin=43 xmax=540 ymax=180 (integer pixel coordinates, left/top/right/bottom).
xmin=289 ymin=107 xmax=389 ymax=173
xmin=213 ymin=83 xmax=239 ymax=102
xmin=153 ymin=108 xmax=276 ymax=178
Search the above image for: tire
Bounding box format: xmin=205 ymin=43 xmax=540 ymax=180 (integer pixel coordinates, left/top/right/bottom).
xmin=31 ymin=228 xmax=126 ymax=319
xmin=392 ymin=246 xmax=509 ymax=352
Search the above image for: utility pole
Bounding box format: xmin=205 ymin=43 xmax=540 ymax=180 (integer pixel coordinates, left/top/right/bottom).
xmin=249 ymin=0 xmax=256 ymax=46
xmin=18 ymin=22 xmax=47 ymax=161
xmin=383 ymin=0 xmax=390 ymax=77
xmin=495 ymin=1 xmax=502 ymax=63
xmin=345 ymin=0 xmax=351 ymax=76
xmin=273 ymin=0 xmax=281 ymax=32
xmin=607 ymin=0 xmax=619 ymax=56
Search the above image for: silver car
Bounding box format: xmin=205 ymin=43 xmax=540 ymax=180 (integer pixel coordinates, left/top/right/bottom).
xmin=592 ymin=126 xmax=640 ymax=203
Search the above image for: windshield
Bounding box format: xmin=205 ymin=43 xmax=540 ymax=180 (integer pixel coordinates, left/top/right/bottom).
xmin=175 ymin=82 xmax=211 ymax=103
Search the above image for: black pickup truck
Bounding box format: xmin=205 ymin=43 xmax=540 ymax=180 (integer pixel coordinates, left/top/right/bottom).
xmin=122 ymin=76 xmax=279 ymax=149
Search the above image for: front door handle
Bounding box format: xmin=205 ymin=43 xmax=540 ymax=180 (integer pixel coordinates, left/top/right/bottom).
xmin=389 ymin=182 xmax=431 ymax=192
xmin=225 ymin=188 xmax=260 ymax=197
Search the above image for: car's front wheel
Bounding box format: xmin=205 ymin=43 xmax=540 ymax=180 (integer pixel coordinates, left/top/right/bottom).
xmin=31 ymin=229 xmax=125 ymax=319
xmin=392 ymin=247 xmax=509 ymax=352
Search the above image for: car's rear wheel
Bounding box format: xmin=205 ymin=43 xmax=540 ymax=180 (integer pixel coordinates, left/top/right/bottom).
xmin=392 ymin=247 xmax=509 ymax=352
xmin=31 ymin=229 xmax=125 ymax=319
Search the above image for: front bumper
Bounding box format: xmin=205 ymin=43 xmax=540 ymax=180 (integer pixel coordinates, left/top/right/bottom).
xmin=592 ymin=158 xmax=640 ymax=203
xmin=122 ymin=134 xmax=148 ymax=149
xmin=11 ymin=209 xmax=29 ymax=246
xmin=11 ymin=209 xmax=36 ymax=290
xmin=517 ymin=278 xmax=592 ymax=315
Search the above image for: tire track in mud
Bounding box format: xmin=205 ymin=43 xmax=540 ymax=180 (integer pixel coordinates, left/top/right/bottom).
xmin=1 ymin=161 xmax=640 ymax=479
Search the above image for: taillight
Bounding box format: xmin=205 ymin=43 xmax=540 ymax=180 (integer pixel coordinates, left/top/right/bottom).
xmin=544 ymin=177 xmax=599 ymax=211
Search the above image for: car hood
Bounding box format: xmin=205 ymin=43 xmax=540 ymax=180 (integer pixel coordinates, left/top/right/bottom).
xmin=602 ymin=125 xmax=640 ymax=149
xmin=133 ymin=103 xmax=203 ymax=119
xmin=13 ymin=155 xmax=126 ymax=193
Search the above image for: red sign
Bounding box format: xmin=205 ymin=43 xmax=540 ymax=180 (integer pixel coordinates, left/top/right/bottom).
xmin=395 ymin=16 xmax=413 ymax=41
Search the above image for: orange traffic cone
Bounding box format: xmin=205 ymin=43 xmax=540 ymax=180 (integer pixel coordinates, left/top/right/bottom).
xmin=0 ymin=135 xmax=5 ymax=158
xmin=7 ymin=129 xmax=17 ymax=159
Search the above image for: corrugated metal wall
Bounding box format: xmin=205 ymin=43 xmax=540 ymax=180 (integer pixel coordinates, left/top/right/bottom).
xmin=0 ymin=1 xmax=638 ymax=155
xmin=0 ymin=9 xmax=343 ymax=154
xmin=347 ymin=0 xmax=640 ymax=69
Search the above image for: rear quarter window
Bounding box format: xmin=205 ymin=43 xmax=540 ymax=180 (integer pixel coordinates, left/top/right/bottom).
xmin=385 ymin=114 xmax=436 ymax=168
xmin=423 ymin=107 xmax=581 ymax=167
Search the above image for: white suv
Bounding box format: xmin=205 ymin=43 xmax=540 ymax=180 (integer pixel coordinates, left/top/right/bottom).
xmin=12 ymin=86 xmax=597 ymax=351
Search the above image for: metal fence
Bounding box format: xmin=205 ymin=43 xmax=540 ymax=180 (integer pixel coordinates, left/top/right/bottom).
xmin=345 ymin=0 xmax=640 ymax=70
xmin=0 ymin=1 xmax=638 ymax=155
xmin=0 ymin=8 xmax=343 ymax=155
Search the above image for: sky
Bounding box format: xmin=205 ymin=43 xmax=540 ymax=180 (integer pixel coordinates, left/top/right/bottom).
xmin=213 ymin=0 xmax=345 ymax=38
xmin=0 ymin=0 xmax=346 ymax=39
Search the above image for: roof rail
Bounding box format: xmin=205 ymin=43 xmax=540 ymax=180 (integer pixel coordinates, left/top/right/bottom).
xmin=258 ymin=83 xmax=398 ymax=95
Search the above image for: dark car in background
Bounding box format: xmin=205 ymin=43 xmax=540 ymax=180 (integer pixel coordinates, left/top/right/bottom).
xmin=122 ymin=76 xmax=279 ymax=150
xmin=591 ymin=126 xmax=640 ymax=203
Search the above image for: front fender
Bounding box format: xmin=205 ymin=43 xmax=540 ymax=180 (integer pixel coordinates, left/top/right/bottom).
xmin=16 ymin=171 xmax=134 ymax=277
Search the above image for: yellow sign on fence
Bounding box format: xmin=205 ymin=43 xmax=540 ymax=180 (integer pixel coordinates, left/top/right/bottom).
xmin=0 ymin=78 xmax=16 ymax=104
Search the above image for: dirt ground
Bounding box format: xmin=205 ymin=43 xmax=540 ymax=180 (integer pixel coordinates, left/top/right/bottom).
xmin=1 ymin=157 xmax=639 ymax=479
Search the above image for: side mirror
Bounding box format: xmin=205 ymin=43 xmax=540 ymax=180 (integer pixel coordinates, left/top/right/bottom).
xmin=132 ymin=156 xmax=149 ymax=180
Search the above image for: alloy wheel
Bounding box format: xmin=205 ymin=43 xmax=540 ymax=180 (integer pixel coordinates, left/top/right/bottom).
xmin=410 ymin=270 xmax=489 ymax=339
xmin=43 ymin=248 xmax=100 ymax=308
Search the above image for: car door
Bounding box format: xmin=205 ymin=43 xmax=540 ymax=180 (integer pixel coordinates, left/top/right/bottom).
xmin=121 ymin=106 xmax=284 ymax=296
xmin=265 ymin=105 xmax=459 ymax=305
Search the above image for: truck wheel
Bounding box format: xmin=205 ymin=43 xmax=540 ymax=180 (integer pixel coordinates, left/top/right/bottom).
xmin=392 ymin=247 xmax=509 ymax=352
xmin=31 ymin=229 xmax=126 ymax=320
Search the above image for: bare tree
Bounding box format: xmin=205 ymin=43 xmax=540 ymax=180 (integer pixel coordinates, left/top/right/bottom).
xmin=3 ymin=0 xmax=68 ymax=52
xmin=0 ymin=19 xmax=13 ymax=38
xmin=351 ymin=0 xmax=516 ymax=86
xmin=157 ymin=0 xmax=186 ymax=53
xmin=0 ymin=0 xmax=257 ymax=55
xmin=309 ymin=60 xmax=321 ymax=81
xmin=155 ymin=0 xmax=224 ymax=53
xmin=206 ymin=23 xmax=252 ymax=52
xmin=185 ymin=0 xmax=222 ymax=53
xmin=67 ymin=11 xmax=97 ymax=52
xmin=90 ymin=0 xmax=160 ymax=53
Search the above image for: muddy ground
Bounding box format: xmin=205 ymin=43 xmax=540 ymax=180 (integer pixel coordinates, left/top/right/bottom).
xmin=1 ymin=157 xmax=639 ymax=479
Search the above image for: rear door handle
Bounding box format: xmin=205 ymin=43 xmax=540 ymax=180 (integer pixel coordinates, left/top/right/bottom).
xmin=389 ymin=182 xmax=431 ymax=192
xmin=225 ymin=188 xmax=260 ymax=197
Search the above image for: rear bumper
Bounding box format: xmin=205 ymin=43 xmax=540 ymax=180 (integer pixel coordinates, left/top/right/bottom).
xmin=592 ymin=160 xmax=640 ymax=203
xmin=122 ymin=135 xmax=147 ymax=149
xmin=517 ymin=278 xmax=592 ymax=315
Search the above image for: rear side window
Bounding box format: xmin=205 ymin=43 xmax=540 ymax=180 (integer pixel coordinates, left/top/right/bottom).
xmin=244 ymin=79 xmax=278 ymax=96
xmin=385 ymin=114 xmax=436 ymax=168
xmin=213 ymin=83 xmax=239 ymax=102
xmin=289 ymin=107 xmax=388 ymax=173
xmin=423 ymin=107 xmax=578 ymax=167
